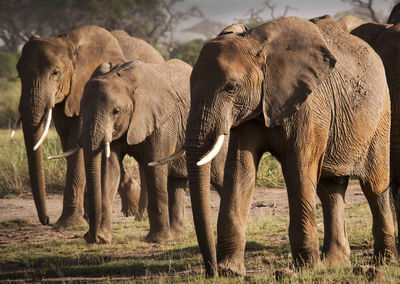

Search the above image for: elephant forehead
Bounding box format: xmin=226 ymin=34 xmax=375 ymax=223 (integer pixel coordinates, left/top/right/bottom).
xmin=193 ymin=40 xmax=252 ymax=83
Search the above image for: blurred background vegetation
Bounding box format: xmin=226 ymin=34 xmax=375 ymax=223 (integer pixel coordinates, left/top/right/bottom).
xmin=0 ymin=0 xmax=397 ymax=196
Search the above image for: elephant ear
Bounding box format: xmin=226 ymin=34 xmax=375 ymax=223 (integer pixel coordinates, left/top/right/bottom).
xmin=255 ymin=17 xmax=337 ymax=127
xmin=126 ymin=61 xmax=187 ymax=145
xmin=63 ymin=26 xmax=125 ymax=117
xmin=351 ymin=23 xmax=389 ymax=47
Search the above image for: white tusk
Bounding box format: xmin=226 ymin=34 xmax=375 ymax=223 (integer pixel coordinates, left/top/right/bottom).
xmin=197 ymin=135 xmax=225 ymax=166
xmin=47 ymin=146 xmax=80 ymax=160
xmin=105 ymin=141 xmax=110 ymax=158
xmin=33 ymin=108 xmax=52 ymax=151
xmin=148 ymin=149 xmax=185 ymax=167
xmin=10 ymin=115 xmax=21 ymax=138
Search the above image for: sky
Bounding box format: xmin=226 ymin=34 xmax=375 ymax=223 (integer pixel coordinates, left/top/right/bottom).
xmin=174 ymin=0 xmax=394 ymax=41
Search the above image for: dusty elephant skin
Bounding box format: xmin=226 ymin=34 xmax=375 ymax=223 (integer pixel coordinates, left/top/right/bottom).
xmin=80 ymin=60 xmax=227 ymax=244
xmin=350 ymin=20 xmax=400 ymax=250
xmin=16 ymin=25 xmax=163 ymax=228
xmin=186 ymin=17 xmax=397 ymax=277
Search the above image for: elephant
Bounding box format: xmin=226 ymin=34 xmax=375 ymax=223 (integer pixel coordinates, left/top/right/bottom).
xmin=388 ymin=3 xmax=400 ymax=24
xmin=311 ymin=15 xmax=365 ymax=33
xmin=349 ymin=21 xmax=400 ymax=249
xmin=178 ymin=17 xmax=397 ymax=276
xmin=78 ymin=59 xmax=227 ymax=244
xmin=16 ymin=25 xmax=164 ymax=228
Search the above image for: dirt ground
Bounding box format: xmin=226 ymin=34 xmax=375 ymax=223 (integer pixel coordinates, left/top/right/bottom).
xmin=0 ymin=184 xmax=366 ymax=248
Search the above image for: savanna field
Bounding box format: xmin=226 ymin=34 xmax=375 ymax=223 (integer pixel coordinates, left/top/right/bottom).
xmin=0 ymin=80 xmax=399 ymax=282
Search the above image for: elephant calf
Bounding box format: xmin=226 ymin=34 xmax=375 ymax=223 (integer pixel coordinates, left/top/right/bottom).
xmin=80 ymin=60 xmax=227 ymax=244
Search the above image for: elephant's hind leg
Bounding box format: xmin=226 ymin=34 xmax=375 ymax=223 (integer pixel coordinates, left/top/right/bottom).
xmin=317 ymin=177 xmax=350 ymax=265
xmin=118 ymin=162 xmax=141 ymax=217
xmin=168 ymin=177 xmax=187 ymax=236
xmin=359 ymin=179 xmax=397 ymax=263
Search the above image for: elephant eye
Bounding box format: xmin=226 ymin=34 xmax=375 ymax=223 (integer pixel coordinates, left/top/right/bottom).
xmin=224 ymin=82 xmax=239 ymax=94
xmin=52 ymin=69 xmax=61 ymax=77
xmin=112 ymin=108 xmax=120 ymax=116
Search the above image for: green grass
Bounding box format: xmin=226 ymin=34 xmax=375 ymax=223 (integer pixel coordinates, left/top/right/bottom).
xmin=0 ymin=129 xmax=282 ymax=197
xmin=1 ymin=202 xmax=398 ymax=282
xmin=0 ymin=77 xmax=20 ymax=129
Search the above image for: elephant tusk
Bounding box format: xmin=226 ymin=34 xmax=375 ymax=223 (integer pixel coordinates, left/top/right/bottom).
xmin=47 ymin=146 xmax=80 ymax=160
xmin=33 ymin=108 xmax=52 ymax=151
xmin=105 ymin=141 xmax=111 ymax=159
xmin=197 ymin=135 xmax=226 ymax=166
xmin=10 ymin=115 xmax=21 ymax=138
xmin=148 ymin=149 xmax=186 ymax=166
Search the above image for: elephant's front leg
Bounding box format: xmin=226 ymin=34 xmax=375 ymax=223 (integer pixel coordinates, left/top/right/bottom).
xmin=168 ymin=177 xmax=187 ymax=236
xmin=217 ymin=126 xmax=263 ymax=276
xmin=317 ymin=177 xmax=350 ymax=265
xmin=143 ymin=165 xmax=170 ymax=243
xmin=53 ymin=114 xmax=86 ymax=229
xmin=283 ymin=156 xmax=322 ymax=267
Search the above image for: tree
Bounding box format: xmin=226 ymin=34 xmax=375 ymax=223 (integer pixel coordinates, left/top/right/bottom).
xmin=237 ymin=0 xmax=297 ymax=28
xmin=0 ymin=0 xmax=202 ymax=52
xmin=337 ymin=0 xmax=395 ymax=22
xmin=169 ymin=38 xmax=206 ymax=66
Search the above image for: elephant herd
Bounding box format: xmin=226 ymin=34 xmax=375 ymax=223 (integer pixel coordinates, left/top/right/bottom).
xmin=11 ymin=4 xmax=400 ymax=277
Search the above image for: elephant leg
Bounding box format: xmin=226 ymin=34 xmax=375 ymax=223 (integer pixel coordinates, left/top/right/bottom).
xmin=53 ymin=115 xmax=86 ymax=229
xmin=144 ymin=165 xmax=170 ymax=243
xmin=317 ymin=177 xmax=350 ymax=265
xmin=118 ymin=160 xmax=140 ymax=217
xmin=97 ymin=148 xmax=121 ymax=243
xmin=217 ymin=125 xmax=263 ymax=276
xmin=168 ymin=177 xmax=187 ymax=236
xmin=359 ymin=179 xmax=397 ymax=263
xmin=283 ymin=156 xmax=323 ymax=267
xmin=137 ymin=164 xmax=148 ymax=221
xmin=390 ymin=178 xmax=400 ymax=249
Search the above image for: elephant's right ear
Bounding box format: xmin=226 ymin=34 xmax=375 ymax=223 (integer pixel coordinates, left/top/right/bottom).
xmin=256 ymin=17 xmax=336 ymax=127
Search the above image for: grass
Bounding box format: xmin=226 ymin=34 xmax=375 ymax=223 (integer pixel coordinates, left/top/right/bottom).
xmin=0 ymin=129 xmax=282 ymax=197
xmin=1 ymin=201 xmax=399 ymax=282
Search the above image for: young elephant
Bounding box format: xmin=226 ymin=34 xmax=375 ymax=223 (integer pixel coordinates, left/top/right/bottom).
xmin=182 ymin=17 xmax=396 ymax=276
xmin=80 ymin=60 xmax=227 ymax=244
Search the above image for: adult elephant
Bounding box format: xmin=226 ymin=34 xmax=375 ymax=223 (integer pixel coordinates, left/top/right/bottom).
xmin=16 ymin=25 xmax=163 ymax=228
xmin=181 ymin=17 xmax=397 ymax=276
xmin=350 ymin=21 xmax=400 ymax=248
xmin=78 ymin=60 xmax=227 ymax=244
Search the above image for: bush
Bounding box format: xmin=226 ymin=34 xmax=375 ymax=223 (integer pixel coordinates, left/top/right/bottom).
xmin=169 ymin=39 xmax=206 ymax=66
xmin=0 ymin=51 xmax=19 ymax=78
xmin=0 ymin=78 xmax=20 ymax=129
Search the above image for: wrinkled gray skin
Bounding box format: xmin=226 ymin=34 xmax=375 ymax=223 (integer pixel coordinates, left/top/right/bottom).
xmin=350 ymin=21 xmax=400 ymax=250
xmin=16 ymin=25 xmax=163 ymax=228
xmin=186 ymin=17 xmax=397 ymax=276
xmin=311 ymin=15 xmax=365 ymax=33
xmin=80 ymin=60 xmax=227 ymax=244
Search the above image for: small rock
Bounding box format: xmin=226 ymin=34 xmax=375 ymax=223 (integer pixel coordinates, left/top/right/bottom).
xmin=281 ymin=235 xmax=288 ymax=241
xmin=274 ymin=268 xmax=296 ymax=280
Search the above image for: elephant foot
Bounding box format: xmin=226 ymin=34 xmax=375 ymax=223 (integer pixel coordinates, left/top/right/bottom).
xmin=321 ymin=246 xmax=350 ymax=266
xmin=373 ymin=239 xmax=398 ymax=264
xmin=84 ymin=230 xmax=112 ymax=244
xmin=119 ymin=177 xmax=140 ymax=217
xmin=145 ymin=230 xmax=171 ymax=244
xmin=217 ymin=259 xmax=246 ymax=277
xmin=134 ymin=210 xmax=147 ymax=222
xmin=53 ymin=212 xmax=87 ymax=229
xmin=292 ymin=247 xmax=320 ymax=268
xmin=170 ymin=222 xmax=186 ymax=237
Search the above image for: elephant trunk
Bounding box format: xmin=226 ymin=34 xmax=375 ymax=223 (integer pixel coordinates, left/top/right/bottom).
xmin=83 ymin=146 xmax=102 ymax=242
xmin=19 ymin=86 xmax=51 ymax=225
xmin=186 ymin=144 xmax=217 ymax=277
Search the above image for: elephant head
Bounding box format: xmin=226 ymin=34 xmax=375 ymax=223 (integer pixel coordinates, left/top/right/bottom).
xmin=388 ymin=3 xmax=400 ymax=24
xmin=186 ymin=17 xmax=336 ymax=275
xmin=310 ymin=15 xmax=365 ymax=33
xmin=80 ymin=60 xmax=188 ymax=242
xmin=16 ymin=26 xmax=125 ymax=225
